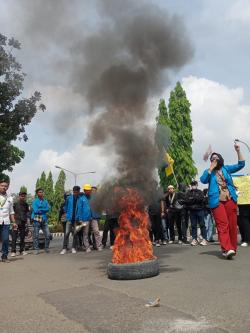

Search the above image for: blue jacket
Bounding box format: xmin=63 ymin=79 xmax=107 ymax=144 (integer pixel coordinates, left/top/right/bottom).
xmin=31 ymin=198 xmax=50 ymax=222
xmin=64 ymin=194 xmax=82 ymax=223
xmin=78 ymin=194 xmax=92 ymax=222
xmin=200 ymin=160 xmax=245 ymax=208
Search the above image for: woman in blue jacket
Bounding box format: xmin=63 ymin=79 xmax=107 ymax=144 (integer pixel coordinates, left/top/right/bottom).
xmin=200 ymin=143 xmax=245 ymax=259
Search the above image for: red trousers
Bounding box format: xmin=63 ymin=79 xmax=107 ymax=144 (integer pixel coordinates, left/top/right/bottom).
xmin=212 ymin=200 xmax=238 ymax=252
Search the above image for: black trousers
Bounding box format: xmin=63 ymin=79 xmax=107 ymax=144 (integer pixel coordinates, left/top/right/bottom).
xmin=11 ymin=223 xmax=26 ymax=253
xmin=181 ymin=209 xmax=189 ymax=242
xmin=150 ymin=214 xmax=163 ymax=242
xmin=102 ymin=218 xmax=118 ymax=246
xmin=238 ymin=215 xmax=250 ymax=243
xmin=168 ymin=210 xmax=182 ymax=241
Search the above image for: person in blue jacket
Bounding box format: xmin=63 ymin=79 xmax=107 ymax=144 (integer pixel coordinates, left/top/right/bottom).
xmin=31 ymin=188 xmax=51 ymax=254
xmin=200 ymin=143 xmax=245 ymax=259
xmin=60 ymin=186 xmax=82 ymax=254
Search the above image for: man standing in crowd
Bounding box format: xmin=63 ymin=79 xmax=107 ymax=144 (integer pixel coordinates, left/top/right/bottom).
xmin=185 ymin=180 xmax=207 ymax=246
xmin=11 ymin=191 xmax=30 ymax=257
xmin=0 ymin=178 xmax=15 ymax=262
xmin=32 ymin=188 xmax=51 ymax=255
xmin=163 ymin=185 xmax=183 ymax=244
xmin=200 ymin=143 xmax=245 ymax=259
xmin=78 ymin=184 xmax=97 ymax=253
xmin=60 ymin=186 xmax=81 ymax=254
xmin=89 ymin=186 xmax=103 ymax=251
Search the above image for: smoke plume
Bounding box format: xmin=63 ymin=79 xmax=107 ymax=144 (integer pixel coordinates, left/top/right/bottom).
xmin=14 ymin=0 xmax=193 ymax=203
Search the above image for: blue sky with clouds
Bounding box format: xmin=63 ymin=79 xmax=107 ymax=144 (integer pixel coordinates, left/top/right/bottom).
xmin=1 ymin=0 xmax=250 ymax=192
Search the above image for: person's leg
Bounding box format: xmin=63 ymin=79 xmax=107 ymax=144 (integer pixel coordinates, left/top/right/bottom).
xmin=41 ymin=222 xmax=50 ymax=251
xmin=83 ymin=222 xmax=91 ymax=251
xmin=197 ymin=210 xmax=207 ymax=240
xmin=175 ymin=212 xmax=183 ymax=241
xmin=1 ymin=224 xmax=10 ymax=259
xmin=102 ymin=219 xmax=110 ymax=247
xmin=161 ymin=218 xmax=168 ymax=241
xmin=190 ymin=212 xmax=198 ymax=241
xmin=212 ymin=203 xmax=233 ymax=252
xmin=63 ymin=222 xmax=72 ymax=250
xmin=168 ymin=212 xmax=175 ymax=242
xmin=33 ymin=221 xmax=40 ymax=251
xmin=19 ymin=223 xmax=26 ymax=253
xmin=91 ymin=219 xmax=102 ymax=249
xmin=11 ymin=228 xmax=18 ymax=254
xmin=224 ymin=200 xmax=238 ymax=251
xmin=110 ymin=218 xmax=118 ymax=246
xmin=181 ymin=210 xmax=188 ymax=242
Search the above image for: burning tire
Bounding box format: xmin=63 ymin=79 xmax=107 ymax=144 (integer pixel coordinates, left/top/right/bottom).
xmin=107 ymin=259 xmax=159 ymax=280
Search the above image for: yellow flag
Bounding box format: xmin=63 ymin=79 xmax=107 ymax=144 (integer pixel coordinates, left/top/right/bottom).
xmin=164 ymin=153 xmax=174 ymax=176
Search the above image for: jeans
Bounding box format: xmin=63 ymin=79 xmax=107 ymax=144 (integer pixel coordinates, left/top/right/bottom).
xmin=204 ymin=213 xmax=214 ymax=241
xmin=33 ymin=221 xmax=50 ymax=250
xmin=190 ymin=210 xmax=207 ymax=240
xmin=0 ymin=224 xmax=10 ymax=259
xmin=161 ymin=218 xmax=169 ymax=241
xmin=11 ymin=223 xmax=26 ymax=253
xmin=63 ymin=221 xmax=77 ymax=250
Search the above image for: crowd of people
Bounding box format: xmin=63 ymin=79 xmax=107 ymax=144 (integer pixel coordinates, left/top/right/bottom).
xmin=0 ymin=143 xmax=249 ymax=262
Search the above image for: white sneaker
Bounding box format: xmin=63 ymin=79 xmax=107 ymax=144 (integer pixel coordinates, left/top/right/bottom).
xmin=10 ymin=252 xmax=16 ymax=257
xmin=86 ymin=248 xmax=91 ymax=253
xmin=97 ymin=247 xmax=103 ymax=251
xmin=71 ymin=248 xmax=77 ymax=254
xmin=191 ymin=239 xmax=198 ymax=246
xmin=162 ymin=241 xmax=167 ymax=245
xmin=110 ymin=246 xmax=114 ymax=250
xmin=60 ymin=249 xmax=67 ymax=255
xmin=226 ymin=249 xmax=236 ymax=259
xmin=156 ymin=242 xmax=161 ymax=247
xmin=199 ymin=239 xmax=208 ymax=246
xmin=241 ymin=242 xmax=248 ymax=247
xmin=169 ymin=240 xmax=174 ymax=244
xmin=178 ymin=240 xmax=183 ymax=244
xmin=22 ymin=251 xmax=28 ymax=256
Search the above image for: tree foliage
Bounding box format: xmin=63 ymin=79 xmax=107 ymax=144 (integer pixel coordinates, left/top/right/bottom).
xmin=157 ymin=82 xmax=197 ymax=190
xmin=0 ymin=33 xmax=46 ymax=178
xmin=19 ymin=185 xmax=28 ymax=193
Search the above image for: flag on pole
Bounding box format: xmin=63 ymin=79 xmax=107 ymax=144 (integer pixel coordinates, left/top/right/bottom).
xmin=164 ymin=153 xmax=174 ymax=176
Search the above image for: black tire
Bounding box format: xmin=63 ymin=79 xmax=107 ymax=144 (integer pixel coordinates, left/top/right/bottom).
xmin=107 ymin=259 xmax=159 ymax=280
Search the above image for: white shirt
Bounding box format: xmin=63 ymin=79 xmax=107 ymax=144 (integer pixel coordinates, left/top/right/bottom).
xmin=0 ymin=193 xmax=14 ymax=225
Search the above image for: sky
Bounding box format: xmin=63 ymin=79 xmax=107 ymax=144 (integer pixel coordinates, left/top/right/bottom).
xmin=1 ymin=0 xmax=250 ymax=193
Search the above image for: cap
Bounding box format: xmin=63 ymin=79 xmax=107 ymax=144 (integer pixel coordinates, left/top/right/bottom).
xmin=83 ymin=184 xmax=92 ymax=191
xmin=167 ymin=185 xmax=174 ymax=189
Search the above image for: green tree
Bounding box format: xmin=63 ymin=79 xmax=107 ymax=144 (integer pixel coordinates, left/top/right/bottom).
xmin=51 ymin=170 xmax=66 ymax=224
xmin=157 ymin=82 xmax=197 ymax=189
xmin=44 ymin=171 xmax=54 ymax=207
xmin=35 ymin=177 xmax=40 ymax=190
xmin=0 ymin=33 xmax=45 ymax=179
xmin=20 ymin=185 xmax=27 ymax=193
xmin=38 ymin=171 xmax=46 ymax=190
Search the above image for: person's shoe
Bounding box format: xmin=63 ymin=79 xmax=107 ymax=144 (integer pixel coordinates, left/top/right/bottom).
xmin=241 ymin=242 xmax=248 ymax=247
xmin=200 ymin=239 xmax=208 ymax=246
xmin=168 ymin=240 xmax=174 ymax=244
xmin=10 ymin=252 xmax=16 ymax=257
xmin=86 ymin=248 xmax=91 ymax=253
xmin=191 ymin=239 xmax=198 ymax=246
xmin=21 ymin=251 xmax=28 ymax=256
xmin=178 ymin=240 xmax=183 ymax=245
xmin=71 ymin=248 xmax=77 ymax=254
xmin=162 ymin=241 xmax=167 ymax=245
xmin=226 ymin=249 xmax=236 ymax=259
xmin=2 ymin=257 xmax=10 ymax=263
xmin=60 ymin=249 xmax=67 ymax=255
xmin=110 ymin=246 xmax=114 ymax=250
xmin=222 ymin=251 xmax=227 ymax=257
xmin=45 ymin=248 xmax=50 ymax=253
xmin=156 ymin=242 xmax=161 ymax=247
xmin=34 ymin=250 xmax=39 ymax=255
xmin=97 ymin=247 xmax=103 ymax=251
xmin=208 ymin=239 xmax=215 ymax=243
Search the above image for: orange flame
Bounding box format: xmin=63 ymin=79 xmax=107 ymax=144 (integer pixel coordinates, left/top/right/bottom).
xmin=112 ymin=188 xmax=155 ymax=264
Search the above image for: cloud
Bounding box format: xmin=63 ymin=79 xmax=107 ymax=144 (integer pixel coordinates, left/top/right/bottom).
xmin=226 ymin=0 xmax=250 ymax=23
xmin=182 ymin=76 xmax=250 ymax=178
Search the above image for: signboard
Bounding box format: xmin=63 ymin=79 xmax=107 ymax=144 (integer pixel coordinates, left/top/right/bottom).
xmin=233 ymin=175 xmax=250 ymax=205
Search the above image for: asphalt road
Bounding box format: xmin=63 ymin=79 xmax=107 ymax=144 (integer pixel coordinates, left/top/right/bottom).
xmin=0 ymin=237 xmax=249 ymax=333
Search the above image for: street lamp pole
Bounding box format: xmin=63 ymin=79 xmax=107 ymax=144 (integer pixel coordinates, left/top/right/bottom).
xmin=54 ymin=165 xmax=96 ymax=186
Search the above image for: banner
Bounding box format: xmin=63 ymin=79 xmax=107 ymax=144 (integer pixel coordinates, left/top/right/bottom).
xmin=233 ymin=175 xmax=250 ymax=205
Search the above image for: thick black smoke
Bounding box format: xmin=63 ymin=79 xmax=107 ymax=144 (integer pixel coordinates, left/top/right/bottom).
xmin=14 ymin=0 xmax=193 ymax=204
